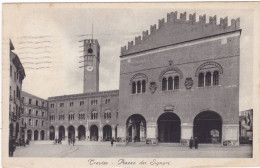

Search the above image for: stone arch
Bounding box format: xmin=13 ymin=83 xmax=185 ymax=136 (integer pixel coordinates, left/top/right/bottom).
xmin=126 ymin=114 xmax=146 ymax=142
xmin=90 ymin=125 xmax=99 ymax=141
xmin=159 ymin=67 xmax=183 ymax=81
xmin=103 ymin=125 xmax=112 ymax=141
xmin=129 ymin=73 xmax=148 ymax=85
xmin=58 ymin=125 xmax=65 ymax=140
xmin=78 ymin=125 xmax=86 ymax=141
xmin=195 ymin=61 xmax=223 ymax=77
xmin=193 ymin=111 xmax=222 ymax=143
xmin=157 ymin=112 xmax=181 ymax=143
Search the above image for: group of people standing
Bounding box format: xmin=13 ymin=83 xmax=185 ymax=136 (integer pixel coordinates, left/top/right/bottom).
xmin=189 ymin=137 xmax=198 ymax=149
xmin=68 ymin=136 xmax=76 ymax=146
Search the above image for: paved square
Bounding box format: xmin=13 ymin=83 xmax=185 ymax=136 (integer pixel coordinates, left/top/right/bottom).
xmin=13 ymin=143 xmax=252 ymax=158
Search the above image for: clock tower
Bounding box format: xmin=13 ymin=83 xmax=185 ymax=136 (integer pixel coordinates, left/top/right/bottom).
xmin=83 ymin=39 xmax=100 ymax=93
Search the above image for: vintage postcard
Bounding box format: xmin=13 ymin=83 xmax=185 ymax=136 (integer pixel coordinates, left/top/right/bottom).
xmin=2 ymin=2 xmax=260 ymax=168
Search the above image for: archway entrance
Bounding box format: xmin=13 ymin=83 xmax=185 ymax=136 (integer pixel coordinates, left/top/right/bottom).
xmin=103 ymin=125 xmax=112 ymax=141
xmin=58 ymin=126 xmax=65 ymax=140
xmin=193 ymin=111 xmax=222 ymax=143
xmin=34 ymin=130 xmax=39 ymax=140
xmin=126 ymin=114 xmax=146 ymax=142
xmin=27 ymin=130 xmax=32 ymax=140
xmin=49 ymin=126 xmax=55 ymax=140
xmin=90 ymin=125 xmax=98 ymax=141
xmin=40 ymin=130 xmax=45 ymax=140
xmin=9 ymin=123 xmax=14 ymax=138
xmin=68 ymin=126 xmax=75 ymax=140
xmin=157 ymin=112 xmax=181 ymax=143
xmin=15 ymin=122 xmax=19 ymax=139
xmin=78 ymin=125 xmax=86 ymax=141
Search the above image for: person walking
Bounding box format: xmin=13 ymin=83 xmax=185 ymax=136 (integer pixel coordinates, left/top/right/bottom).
xmin=110 ymin=137 xmax=114 ymax=146
xmin=9 ymin=138 xmax=16 ymax=157
xmin=189 ymin=137 xmax=193 ymax=149
xmin=72 ymin=137 xmax=75 ymax=146
xmin=68 ymin=138 xmax=71 ymax=145
xmin=194 ymin=137 xmax=198 ymax=149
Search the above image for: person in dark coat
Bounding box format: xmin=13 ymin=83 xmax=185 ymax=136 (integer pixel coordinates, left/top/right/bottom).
xmin=189 ymin=137 xmax=193 ymax=149
xmin=9 ymin=138 xmax=16 ymax=157
xmin=194 ymin=137 xmax=198 ymax=149
xmin=111 ymin=137 xmax=114 ymax=146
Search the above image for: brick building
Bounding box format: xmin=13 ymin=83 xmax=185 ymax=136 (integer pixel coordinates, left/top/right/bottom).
xmin=9 ymin=40 xmax=26 ymax=142
xmin=21 ymin=91 xmax=48 ymax=141
xmin=117 ymin=12 xmax=241 ymax=146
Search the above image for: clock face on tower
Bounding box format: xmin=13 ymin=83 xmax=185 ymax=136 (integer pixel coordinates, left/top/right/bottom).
xmin=87 ymin=66 xmax=94 ymax=71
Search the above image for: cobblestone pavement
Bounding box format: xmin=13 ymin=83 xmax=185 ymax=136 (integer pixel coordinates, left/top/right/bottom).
xmin=13 ymin=143 xmax=252 ymax=158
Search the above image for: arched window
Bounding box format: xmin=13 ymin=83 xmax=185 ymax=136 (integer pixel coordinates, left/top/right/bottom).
xmin=142 ymin=80 xmax=146 ymax=93
xmin=132 ymin=82 xmax=136 ymax=94
xmin=198 ymin=73 xmax=204 ymax=87
xmin=205 ymin=72 xmax=211 ymax=86
xmin=91 ymin=111 xmax=98 ymax=120
xmin=162 ymin=78 xmax=167 ymax=91
xmin=104 ymin=110 xmax=112 ymax=119
xmin=130 ymin=73 xmax=148 ymax=94
xmin=213 ymin=71 xmax=219 ymax=85
xmin=174 ymin=76 xmax=179 ymax=89
xmin=137 ymin=81 xmax=141 ymax=93
xmin=168 ymin=77 xmax=173 ymax=90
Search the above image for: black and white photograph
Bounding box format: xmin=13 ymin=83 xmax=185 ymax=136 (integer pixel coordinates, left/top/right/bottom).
xmin=2 ymin=2 xmax=259 ymax=168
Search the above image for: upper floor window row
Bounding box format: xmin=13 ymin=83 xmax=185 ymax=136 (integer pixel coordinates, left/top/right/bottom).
xmin=130 ymin=73 xmax=148 ymax=94
xmin=50 ymin=104 xmax=54 ymax=108
xmin=91 ymin=100 xmax=98 ymax=105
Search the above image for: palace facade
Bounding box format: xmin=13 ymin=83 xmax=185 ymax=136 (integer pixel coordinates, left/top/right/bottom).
xmin=117 ymin=12 xmax=241 ymax=146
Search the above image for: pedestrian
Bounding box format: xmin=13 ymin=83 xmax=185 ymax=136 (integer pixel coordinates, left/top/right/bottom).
xmin=9 ymin=138 xmax=16 ymax=157
xmin=26 ymin=139 xmax=30 ymax=145
xmin=189 ymin=137 xmax=193 ymax=149
xmin=68 ymin=138 xmax=71 ymax=145
xmin=72 ymin=137 xmax=75 ymax=146
xmin=194 ymin=137 xmax=198 ymax=149
xmin=111 ymin=137 xmax=114 ymax=146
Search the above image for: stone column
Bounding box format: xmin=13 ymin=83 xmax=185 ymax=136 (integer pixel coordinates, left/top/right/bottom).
xmin=117 ymin=125 xmax=126 ymax=142
xmin=86 ymin=129 xmax=90 ymax=141
xmin=222 ymin=124 xmax=239 ymax=146
xmin=112 ymin=126 xmax=116 ymax=139
xmin=65 ymin=128 xmax=68 ymax=140
xmin=146 ymin=122 xmax=157 ymax=144
xmin=99 ymin=127 xmax=103 ymax=141
xmin=75 ymin=126 xmax=78 ymax=140
xmin=47 ymin=130 xmax=49 ymax=140
xmin=24 ymin=129 xmax=27 ymax=140
xmin=211 ymin=72 xmax=213 ymax=86
xmin=55 ymin=127 xmax=58 ymax=140
xmin=180 ymin=123 xmax=193 ymax=146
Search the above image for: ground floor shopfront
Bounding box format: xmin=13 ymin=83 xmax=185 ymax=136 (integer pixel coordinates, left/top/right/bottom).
xmin=117 ymin=110 xmax=240 ymax=146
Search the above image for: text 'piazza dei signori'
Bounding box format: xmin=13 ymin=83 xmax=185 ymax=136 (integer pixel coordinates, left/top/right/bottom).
xmin=13 ymin=11 xmax=241 ymax=146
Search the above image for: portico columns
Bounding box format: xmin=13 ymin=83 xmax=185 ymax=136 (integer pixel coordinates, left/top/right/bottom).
xmin=146 ymin=122 xmax=157 ymax=144
xmin=99 ymin=127 xmax=103 ymax=141
xmin=180 ymin=123 xmax=193 ymax=146
xmin=65 ymin=128 xmax=68 ymax=140
xmin=55 ymin=127 xmax=58 ymax=139
xmin=75 ymin=126 xmax=78 ymax=140
xmin=112 ymin=125 xmax=116 ymax=139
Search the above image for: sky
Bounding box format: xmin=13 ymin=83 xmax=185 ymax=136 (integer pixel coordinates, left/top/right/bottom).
xmin=3 ymin=3 xmax=254 ymax=111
